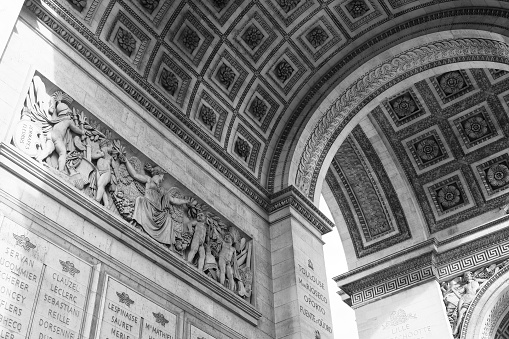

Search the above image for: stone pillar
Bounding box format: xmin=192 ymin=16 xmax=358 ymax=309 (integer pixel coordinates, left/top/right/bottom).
xmin=269 ymin=187 xmax=335 ymax=339
xmin=336 ymin=252 xmax=453 ymax=339
xmin=0 ymin=0 xmax=24 ymax=60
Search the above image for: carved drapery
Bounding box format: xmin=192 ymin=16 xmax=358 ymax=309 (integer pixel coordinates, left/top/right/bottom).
xmin=12 ymin=73 xmax=253 ymax=303
xmin=440 ymin=259 xmax=509 ymax=338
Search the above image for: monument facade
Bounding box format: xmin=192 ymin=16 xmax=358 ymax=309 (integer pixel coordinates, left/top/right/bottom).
xmin=2 ymin=0 xmax=509 ymax=338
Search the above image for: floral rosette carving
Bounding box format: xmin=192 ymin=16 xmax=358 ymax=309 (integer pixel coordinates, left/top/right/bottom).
xmin=438 ymin=185 xmax=461 ymax=208
xmin=235 ymin=138 xmax=251 ymax=160
xmin=391 ymin=95 xmax=416 ymax=117
xmin=277 ymin=0 xmax=301 ymax=13
xmin=139 ymin=0 xmax=159 ymax=12
xmin=216 ymin=64 xmax=236 ymax=90
xmin=249 ymin=97 xmax=268 ymax=121
xmin=463 ymin=116 xmax=488 ymax=140
xmin=160 ymin=69 xmax=179 ymax=96
xmin=116 ymin=28 xmax=136 ymax=56
xmin=346 ymin=0 xmax=370 ymax=18
xmin=199 ymin=106 xmax=216 ymax=130
xmin=306 ymin=27 xmax=329 ymax=49
xmin=242 ymin=26 xmax=264 ymax=50
xmin=416 ymin=138 xmax=440 ymax=161
xmin=274 ymin=60 xmax=294 ymax=83
xmin=487 ymin=164 xmax=509 ymax=187
xmin=67 ymin=0 xmax=87 ymax=11
xmin=439 ymin=71 xmax=465 ymax=95
xmin=180 ymin=28 xmax=200 ymax=53
xmin=296 ymin=38 xmax=509 ymax=196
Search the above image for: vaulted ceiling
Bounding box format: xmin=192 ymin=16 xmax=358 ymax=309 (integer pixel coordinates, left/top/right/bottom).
xmin=25 ymin=0 xmax=509 ymax=213
xmin=326 ymin=68 xmax=509 ymax=259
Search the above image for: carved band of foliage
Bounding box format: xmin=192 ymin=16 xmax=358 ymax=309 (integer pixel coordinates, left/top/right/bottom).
xmin=13 ymin=74 xmax=254 ymax=304
xmin=296 ymin=38 xmax=509 ymax=198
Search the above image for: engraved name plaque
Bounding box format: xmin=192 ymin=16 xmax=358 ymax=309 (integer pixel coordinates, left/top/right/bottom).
xmin=0 ymin=218 xmax=93 ymax=339
xmin=98 ymin=277 xmax=177 ymax=339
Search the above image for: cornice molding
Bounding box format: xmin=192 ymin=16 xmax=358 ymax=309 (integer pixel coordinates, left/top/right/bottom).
xmin=269 ymin=185 xmax=334 ymax=235
xmin=335 ymin=217 xmax=509 ymax=308
xmin=341 ymin=252 xmax=437 ymax=308
xmin=0 ymin=143 xmax=262 ymax=324
xmin=23 ymin=0 xmax=271 ymax=211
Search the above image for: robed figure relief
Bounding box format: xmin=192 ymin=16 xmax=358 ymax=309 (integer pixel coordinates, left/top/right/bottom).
xmin=120 ymin=156 xmax=195 ymax=247
xmin=13 ymin=74 xmax=254 ymax=302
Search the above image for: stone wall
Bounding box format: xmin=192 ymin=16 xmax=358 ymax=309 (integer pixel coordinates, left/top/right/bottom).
xmin=0 ymin=12 xmax=276 ymax=339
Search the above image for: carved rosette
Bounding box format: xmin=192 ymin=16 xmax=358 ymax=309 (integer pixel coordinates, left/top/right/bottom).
xmin=345 ymin=0 xmax=370 ymax=18
xmin=241 ymin=26 xmax=264 ymax=50
xmin=296 ymin=38 xmax=509 ymax=196
xmin=179 ymin=27 xmax=201 ymax=54
xmin=276 ymin=0 xmax=301 ymax=13
xmin=306 ymin=27 xmax=329 ymax=49
xmin=160 ymin=69 xmax=179 ymax=96
xmin=274 ymin=60 xmax=294 ymax=83
xmin=139 ymin=0 xmax=159 ymax=13
xmin=235 ymin=138 xmax=251 ymax=160
xmin=438 ymin=71 xmax=466 ymax=96
xmin=67 ymin=0 xmax=87 ymax=11
xmin=416 ymin=138 xmax=440 ymax=162
xmin=248 ymin=97 xmax=268 ymax=121
xmin=199 ymin=106 xmax=216 ymax=130
xmin=115 ymin=27 xmax=137 ymax=57
xmin=391 ymin=94 xmax=417 ymax=118
xmin=487 ymin=164 xmax=509 ymax=187
xmin=463 ymin=116 xmax=488 ymax=140
xmin=216 ymin=64 xmax=236 ymax=90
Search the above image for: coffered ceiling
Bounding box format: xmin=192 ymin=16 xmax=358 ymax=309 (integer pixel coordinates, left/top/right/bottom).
xmin=24 ymin=0 xmax=509 ymax=212
xmin=326 ymin=68 xmax=509 ymax=257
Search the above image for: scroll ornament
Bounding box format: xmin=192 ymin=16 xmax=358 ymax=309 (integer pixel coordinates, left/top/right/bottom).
xmin=13 ymin=75 xmax=253 ymax=302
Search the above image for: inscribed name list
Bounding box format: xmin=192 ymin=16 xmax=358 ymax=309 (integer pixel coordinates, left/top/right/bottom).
xmin=0 ymin=218 xmax=92 ymax=339
xmin=99 ymin=277 xmax=176 ymax=339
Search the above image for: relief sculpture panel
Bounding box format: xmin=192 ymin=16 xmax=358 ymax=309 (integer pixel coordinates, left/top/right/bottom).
xmin=11 ymin=73 xmax=253 ymax=303
xmin=440 ymin=259 xmax=509 ymax=338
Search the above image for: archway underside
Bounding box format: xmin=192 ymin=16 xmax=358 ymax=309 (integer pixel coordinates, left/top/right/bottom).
xmin=322 ymin=65 xmax=509 ymax=262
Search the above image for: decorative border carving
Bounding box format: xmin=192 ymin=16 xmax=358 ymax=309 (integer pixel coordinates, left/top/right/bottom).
xmin=269 ymin=185 xmax=334 ymax=234
xmin=340 ymin=253 xmax=436 ymax=308
xmin=24 ymin=0 xmax=271 ymax=210
xmin=296 ymin=38 xmax=509 ymax=199
xmin=326 ymin=126 xmax=411 ymax=257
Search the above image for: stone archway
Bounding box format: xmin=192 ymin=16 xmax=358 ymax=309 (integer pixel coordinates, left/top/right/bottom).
xmin=460 ymin=264 xmax=509 ymax=339
xmin=287 ymin=30 xmax=509 ymax=204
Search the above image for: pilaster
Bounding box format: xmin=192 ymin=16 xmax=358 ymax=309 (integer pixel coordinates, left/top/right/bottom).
xmin=269 ymin=187 xmax=334 ymax=339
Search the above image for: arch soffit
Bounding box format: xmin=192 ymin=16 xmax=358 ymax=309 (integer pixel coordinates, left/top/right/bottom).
xmin=284 ymin=29 xmax=509 ymax=204
xmin=461 ymin=264 xmax=509 ymax=339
